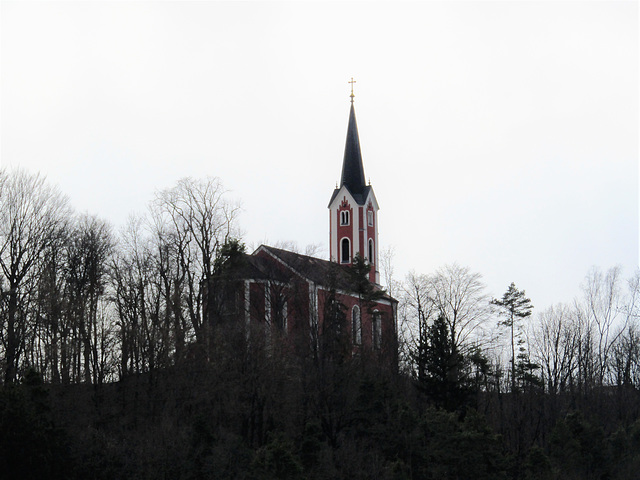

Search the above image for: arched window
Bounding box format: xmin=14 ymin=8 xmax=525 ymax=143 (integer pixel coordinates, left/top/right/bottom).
xmin=341 ymin=238 xmax=350 ymax=263
xmin=372 ymin=311 xmax=382 ymax=349
xmin=340 ymin=210 xmax=350 ymax=225
xmin=368 ymin=239 xmax=374 ymax=265
xmin=352 ymin=305 xmax=361 ymax=345
xmin=367 ymin=210 xmax=374 ymax=226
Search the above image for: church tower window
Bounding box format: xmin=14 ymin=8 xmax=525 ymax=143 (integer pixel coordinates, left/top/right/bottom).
xmin=341 ymin=210 xmax=350 ymax=225
xmin=367 ymin=210 xmax=373 ymax=226
xmin=341 ymin=238 xmax=350 ymax=263
xmin=368 ymin=239 xmax=374 ymax=265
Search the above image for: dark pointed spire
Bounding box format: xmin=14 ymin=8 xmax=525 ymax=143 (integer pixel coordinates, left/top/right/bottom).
xmin=340 ymin=102 xmax=366 ymax=197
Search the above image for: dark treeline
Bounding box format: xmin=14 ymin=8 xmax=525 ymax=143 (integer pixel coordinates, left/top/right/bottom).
xmin=2 ymin=168 xmax=640 ymax=479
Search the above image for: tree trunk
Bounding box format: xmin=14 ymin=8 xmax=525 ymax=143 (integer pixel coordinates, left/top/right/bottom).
xmin=4 ymin=286 xmax=19 ymax=383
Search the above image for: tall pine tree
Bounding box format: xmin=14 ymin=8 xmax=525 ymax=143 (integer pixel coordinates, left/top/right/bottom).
xmin=492 ymin=283 xmax=534 ymax=393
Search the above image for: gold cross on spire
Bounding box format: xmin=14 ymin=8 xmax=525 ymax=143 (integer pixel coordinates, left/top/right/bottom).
xmin=349 ymin=77 xmax=356 ymax=104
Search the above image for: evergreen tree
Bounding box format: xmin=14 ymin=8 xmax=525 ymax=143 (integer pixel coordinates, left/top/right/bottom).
xmin=418 ymin=314 xmax=469 ymax=411
xmin=492 ymin=283 xmax=535 ymax=392
xmin=346 ymin=253 xmax=385 ymax=309
xmin=212 ymin=238 xmax=246 ymax=275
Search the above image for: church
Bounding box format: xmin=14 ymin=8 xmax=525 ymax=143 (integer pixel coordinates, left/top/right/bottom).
xmin=205 ymin=87 xmax=397 ymax=360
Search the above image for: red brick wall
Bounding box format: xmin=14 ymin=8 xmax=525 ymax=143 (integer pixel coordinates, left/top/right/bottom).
xmin=318 ymin=288 xmax=395 ymax=354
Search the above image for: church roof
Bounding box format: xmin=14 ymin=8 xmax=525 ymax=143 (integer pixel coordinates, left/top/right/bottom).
xmin=212 ymin=252 xmax=291 ymax=284
xmin=256 ymin=245 xmax=351 ymax=289
xmin=252 ymin=245 xmax=395 ymax=303
xmin=216 ymin=246 xmax=353 ymax=288
xmin=328 ymin=103 xmax=372 ymax=206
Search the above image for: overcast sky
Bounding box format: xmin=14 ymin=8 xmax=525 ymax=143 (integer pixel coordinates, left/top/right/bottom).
xmin=1 ymin=1 xmax=638 ymax=310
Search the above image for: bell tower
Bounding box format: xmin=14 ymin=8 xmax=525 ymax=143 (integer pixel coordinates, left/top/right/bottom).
xmin=328 ymin=80 xmax=380 ymax=284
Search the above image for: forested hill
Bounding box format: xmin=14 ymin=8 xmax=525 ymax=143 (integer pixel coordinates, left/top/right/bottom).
xmin=2 ymin=347 xmax=640 ymax=480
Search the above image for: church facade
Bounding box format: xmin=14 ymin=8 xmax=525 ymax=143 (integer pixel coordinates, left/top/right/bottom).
xmin=205 ymin=94 xmax=396 ymax=359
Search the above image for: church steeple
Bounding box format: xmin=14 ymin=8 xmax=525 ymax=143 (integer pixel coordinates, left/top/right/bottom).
xmin=340 ymin=104 xmax=367 ymax=198
xmin=328 ymin=84 xmax=380 ymax=284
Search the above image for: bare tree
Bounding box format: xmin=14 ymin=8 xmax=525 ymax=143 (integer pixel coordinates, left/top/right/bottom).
xmin=430 ymin=264 xmax=491 ymax=356
xmin=622 ymin=269 xmax=640 ymax=332
xmin=30 ymin=213 xmax=115 ymax=384
xmin=607 ymin=270 xmax=640 ymax=388
xmin=268 ymin=240 xmax=324 ymax=258
xmin=304 ymin=243 xmax=324 ymax=258
xmin=148 ymin=216 xmax=189 ymax=366
xmin=575 ymin=266 xmax=625 ymax=387
xmin=532 ymin=303 xmax=578 ymax=394
xmin=610 ymin=321 xmax=640 ymax=388
xmin=399 ymin=272 xmax=437 ymax=376
xmin=152 ymin=177 xmax=240 ymax=356
xmin=399 ymin=265 xmax=490 ymax=378
xmin=379 ymin=245 xmax=397 ymax=297
xmin=0 ymin=169 xmax=70 ymax=383
xmin=111 ymin=215 xmax=167 ymax=376
xmin=33 ymin=223 xmax=69 ymax=383
xmin=64 ymin=214 xmax=113 ymax=383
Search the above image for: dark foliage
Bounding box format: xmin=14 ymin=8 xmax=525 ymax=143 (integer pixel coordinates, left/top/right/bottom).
xmin=0 ymin=369 xmax=71 ymax=480
xmin=417 ymin=313 xmax=471 ymax=412
xmin=2 ymin=339 xmax=640 ymax=479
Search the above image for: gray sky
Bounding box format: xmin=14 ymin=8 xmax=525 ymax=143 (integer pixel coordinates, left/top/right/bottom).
xmin=1 ymin=1 xmax=638 ymax=310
